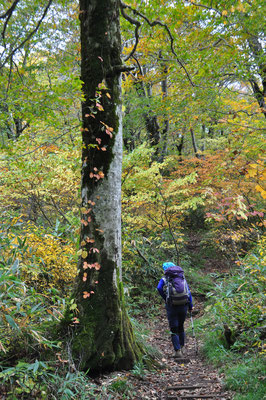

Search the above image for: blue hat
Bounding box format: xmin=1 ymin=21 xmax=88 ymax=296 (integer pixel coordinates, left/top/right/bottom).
xmin=163 ymin=262 xmax=175 ymax=271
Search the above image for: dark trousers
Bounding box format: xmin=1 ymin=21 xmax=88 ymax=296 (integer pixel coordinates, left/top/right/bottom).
xmin=165 ymin=304 xmax=188 ymax=350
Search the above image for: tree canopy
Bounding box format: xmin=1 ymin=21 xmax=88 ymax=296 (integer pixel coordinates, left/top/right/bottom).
xmin=0 ymin=0 xmax=265 ymax=398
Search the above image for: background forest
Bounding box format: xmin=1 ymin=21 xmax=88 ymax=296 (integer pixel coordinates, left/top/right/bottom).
xmin=0 ymin=0 xmax=265 ymax=399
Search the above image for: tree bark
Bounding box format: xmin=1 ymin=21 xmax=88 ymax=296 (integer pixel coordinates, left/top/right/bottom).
xmin=159 ymin=51 xmax=169 ymax=162
xmin=71 ymin=0 xmax=141 ymax=373
xmin=176 ymin=133 xmax=184 ymax=159
xmin=132 ymin=63 xmax=161 ymax=151
xmin=190 ymin=128 xmax=200 ymax=158
xmin=248 ymin=36 xmax=266 ymax=118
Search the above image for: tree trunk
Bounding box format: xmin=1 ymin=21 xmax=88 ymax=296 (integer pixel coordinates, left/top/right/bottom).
xmin=71 ymin=0 xmax=141 ymax=373
xmin=159 ymin=51 xmax=169 ymax=162
xmin=133 ymin=64 xmax=160 ymax=151
xmin=176 ymin=133 xmax=184 ymax=159
xmin=190 ymin=128 xmax=200 ymax=158
xmin=201 ymin=124 xmax=206 ymax=152
xmin=248 ymin=36 xmax=266 ymax=119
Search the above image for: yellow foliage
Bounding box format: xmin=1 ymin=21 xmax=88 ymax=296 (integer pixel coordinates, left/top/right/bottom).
xmin=8 ymin=223 xmax=76 ymax=291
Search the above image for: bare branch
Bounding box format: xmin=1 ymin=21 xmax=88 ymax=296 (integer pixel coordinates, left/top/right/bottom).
xmin=190 ymin=1 xmax=222 ymax=16
xmin=0 ymin=0 xmax=53 ymax=69
xmin=50 ymin=197 xmax=71 ymax=225
xmin=0 ymin=0 xmax=20 ymax=20
xmin=120 ymin=1 xmax=194 ymax=87
xmin=120 ymin=3 xmax=141 ymax=62
xmin=131 ymin=241 xmax=151 ymax=265
xmin=132 ymin=55 xmax=143 ymax=75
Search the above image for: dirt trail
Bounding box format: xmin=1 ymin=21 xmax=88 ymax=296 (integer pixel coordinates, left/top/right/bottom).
xmin=97 ymin=233 xmax=234 ymax=399
xmin=143 ymin=311 xmax=232 ymax=399
xmin=97 ymin=309 xmax=233 ymax=399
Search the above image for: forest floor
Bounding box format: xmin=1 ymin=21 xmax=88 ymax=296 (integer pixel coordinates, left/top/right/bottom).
xmin=95 ymin=232 xmax=234 ymax=399
xmin=95 ymin=306 xmax=233 ymax=399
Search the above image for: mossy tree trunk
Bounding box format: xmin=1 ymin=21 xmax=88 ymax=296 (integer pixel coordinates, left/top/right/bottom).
xmin=72 ymin=0 xmax=142 ymax=373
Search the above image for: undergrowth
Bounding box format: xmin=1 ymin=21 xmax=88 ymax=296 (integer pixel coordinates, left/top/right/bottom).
xmin=197 ymin=237 xmax=265 ymax=400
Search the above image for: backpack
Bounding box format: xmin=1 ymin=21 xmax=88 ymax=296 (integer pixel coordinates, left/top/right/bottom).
xmin=163 ymin=276 xmax=189 ymax=306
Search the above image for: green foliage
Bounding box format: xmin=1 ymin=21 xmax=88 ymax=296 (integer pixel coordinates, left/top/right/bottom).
xmin=0 ymin=217 xmax=77 ymax=362
xmin=207 ymin=238 xmax=265 ymax=351
xmin=129 ymin=317 xmax=162 ymax=365
xmin=186 ymin=268 xmax=214 ymax=296
xmin=200 ymin=330 xmax=266 ymax=400
xmin=1 ymin=216 xmax=77 ymax=292
xmin=0 ymin=0 xmax=265 ymax=391
xmin=0 ymin=360 xmax=104 ymax=400
xmin=225 ymin=358 xmax=266 ymax=400
xmin=131 ymin=357 xmax=149 ymax=379
xmin=108 ymin=377 xmax=133 ymax=397
xmin=0 ymin=360 xmax=51 ymax=398
xmin=197 ymin=238 xmax=265 ymax=400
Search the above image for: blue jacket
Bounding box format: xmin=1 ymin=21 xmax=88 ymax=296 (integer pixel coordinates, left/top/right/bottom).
xmin=157 ymin=265 xmax=193 ymax=310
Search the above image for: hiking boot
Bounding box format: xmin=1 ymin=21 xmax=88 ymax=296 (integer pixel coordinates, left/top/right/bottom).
xmin=181 ymin=346 xmax=186 ymax=356
xmin=174 ymin=349 xmax=182 ymax=358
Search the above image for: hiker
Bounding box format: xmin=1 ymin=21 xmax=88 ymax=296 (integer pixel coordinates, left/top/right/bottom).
xmin=157 ymin=262 xmax=193 ymax=358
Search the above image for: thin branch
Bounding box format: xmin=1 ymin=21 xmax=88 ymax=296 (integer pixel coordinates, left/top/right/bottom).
xmin=198 ymin=38 xmax=234 ymax=51
xmin=121 ymin=165 xmax=135 ymax=186
xmin=6 ymin=57 xmax=13 ymax=95
xmin=0 ymin=0 xmax=53 ymax=69
xmin=50 ymin=197 xmax=71 ymax=225
xmin=120 ymin=1 xmax=194 ymax=87
xmin=189 ymin=1 xmax=222 ymax=16
xmin=158 ymin=189 xmax=180 ymax=264
xmin=0 ymin=125 xmax=80 ymax=161
xmin=0 ymin=0 xmax=20 ymax=20
xmin=147 ymin=212 xmax=164 ymax=227
xmin=120 ymin=3 xmax=141 ymax=62
xmin=132 ymin=55 xmax=143 ymax=75
xmin=132 ymin=242 xmax=150 ymax=265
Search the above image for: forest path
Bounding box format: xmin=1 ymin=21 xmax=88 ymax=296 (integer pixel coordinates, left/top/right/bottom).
xmin=97 ymin=233 xmax=235 ymax=399
xmin=97 ymin=308 xmax=233 ymax=399
xmin=139 ymin=310 xmax=232 ymax=399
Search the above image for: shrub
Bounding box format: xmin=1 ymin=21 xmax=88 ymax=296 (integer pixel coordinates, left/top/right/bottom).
xmin=2 ymin=218 xmax=77 ymax=292
xmin=208 ymin=237 xmax=265 ymax=351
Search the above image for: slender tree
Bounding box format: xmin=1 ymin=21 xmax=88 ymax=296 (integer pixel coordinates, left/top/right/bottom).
xmin=71 ymin=0 xmax=141 ymax=372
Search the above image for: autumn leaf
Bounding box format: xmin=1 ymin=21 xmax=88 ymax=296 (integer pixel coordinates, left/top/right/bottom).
xmin=106 ymin=129 xmax=113 ymax=138
xmin=96 ymin=103 xmax=104 ymax=111
xmin=81 ymin=250 xmax=88 ymax=258
xmin=91 ymin=248 xmax=100 ymax=254
xmin=85 ymin=237 xmax=95 ymax=243
xmin=83 ymin=262 xmax=89 ymax=269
